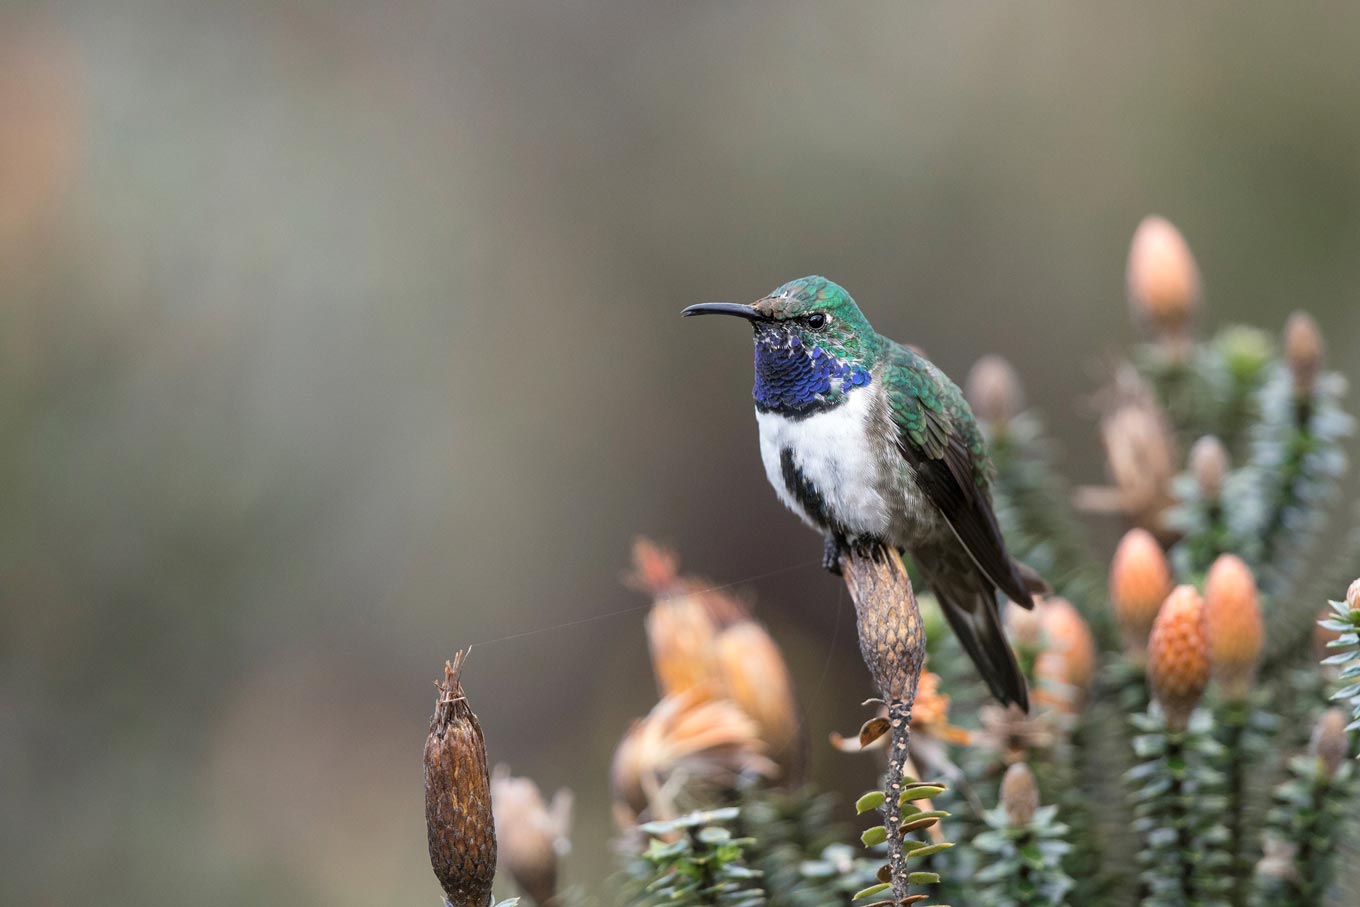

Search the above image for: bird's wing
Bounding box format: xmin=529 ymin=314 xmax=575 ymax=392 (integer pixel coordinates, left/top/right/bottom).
xmin=885 ymin=345 xmax=1034 ymax=608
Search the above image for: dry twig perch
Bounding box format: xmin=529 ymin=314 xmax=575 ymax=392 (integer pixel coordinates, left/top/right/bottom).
xmin=840 ymin=543 xmax=928 ymax=905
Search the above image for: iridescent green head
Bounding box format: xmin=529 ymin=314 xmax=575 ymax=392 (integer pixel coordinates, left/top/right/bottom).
xmin=683 ymin=276 xmax=880 ymax=414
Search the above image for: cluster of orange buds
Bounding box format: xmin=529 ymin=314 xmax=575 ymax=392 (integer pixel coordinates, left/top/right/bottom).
xmin=1146 ymin=586 xmax=1212 ymax=730
xmin=1203 ymin=554 xmax=1264 ymax=700
xmin=613 ymin=539 xmax=799 ymax=825
xmin=1126 ymin=215 xmax=1201 ymax=348
xmin=491 ymin=768 xmax=572 ymax=907
xmin=425 ymin=652 xmax=497 ymax=907
xmin=1110 ymin=528 xmax=1173 ymax=658
xmin=630 ymin=537 xmax=802 ymax=779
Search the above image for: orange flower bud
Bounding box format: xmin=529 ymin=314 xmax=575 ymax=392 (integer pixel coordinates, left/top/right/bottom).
xmin=645 ymin=594 xmax=721 ymax=699
xmin=1127 ymin=215 xmax=1201 ymax=339
xmin=1034 ymin=598 xmax=1098 ymax=712
xmin=1000 ymin=762 xmax=1040 ymax=826
xmin=425 ymin=653 xmax=497 ymax=907
xmin=1204 ymin=555 xmax=1264 ymax=699
xmin=714 ymin=620 xmax=803 ymax=780
xmin=1147 ymin=586 xmax=1212 ymax=730
xmin=966 ymin=355 xmax=1024 ymax=430
xmin=1284 ymin=311 xmax=1323 ymax=398
xmin=1347 ymin=578 xmax=1360 ymax=611
xmin=1110 ymin=528 xmax=1173 ymax=656
xmin=1189 ymin=436 xmax=1229 ymax=502
xmin=1310 ymin=708 xmax=1350 ymax=780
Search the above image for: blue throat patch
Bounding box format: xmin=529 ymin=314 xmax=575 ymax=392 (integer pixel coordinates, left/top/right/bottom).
xmin=752 ymin=331 xmax=871 ymax=415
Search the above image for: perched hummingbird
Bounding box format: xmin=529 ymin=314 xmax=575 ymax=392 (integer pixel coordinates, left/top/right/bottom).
xmin=683 ymin=276 xmax=1044 ymax=710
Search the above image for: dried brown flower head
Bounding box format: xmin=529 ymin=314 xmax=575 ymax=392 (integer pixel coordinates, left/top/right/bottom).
xmin=1127 ymin=215 xmax=1201 ymax=340
xmin=425 ymin=652 xmax=496 ymax=907
xmin=1089 ymin=367 xmax=1178 ymax=529
xmin=1110 ymin=528 xmax=1173 ymax=656
xmin=1310 ymin=708 xmax=1351 ymax=780
xmin=1000 ymin=762 xmax=1040 ymax=827
xmin=965 ymin=355 xmax=1024 ymax=430
xmin=611 ymin=689 xmax=775 ymax=827
xmin=633 ymin=539 xmax=802 ymax=780
xmin=1284 ymin=311 xmax=1323 ymax=397
xmin=491 ymin=768 xmax=572 ymax=907
xmin=1147 ymin=586 xmax=1212 ymax=730
xmin=1203 ymin=554 xmax=1263 ymax=700
xmin=975 ymin=703 xmax=1059 ymax=761
xmin=1189 ymin=436 xmax=1229 ymax=502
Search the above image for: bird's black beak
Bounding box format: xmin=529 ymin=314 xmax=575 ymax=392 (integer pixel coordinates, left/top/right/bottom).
xmin=681 ymin=302 xmax=764 ymax=321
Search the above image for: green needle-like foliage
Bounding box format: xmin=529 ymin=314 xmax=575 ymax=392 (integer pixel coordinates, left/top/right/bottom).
xmin=974 ymin=803 xmax=1073 ymax=907
xmin=1251 ymin=742 xmax=1355 ymax=906
xmin=739 ymin=788 xmax=867 ymax=907
xmin=1134 ymin=327 xmax=1273 ymax=453
xmin=1128 ymin=709 xmax=1232 ymax=907
xmin=1210 ymin=696 xmax=1278 ymax=907
xmin=1231 ymin=365 xmax=1352 ymax=606
xmin=985 ymin=411 xmax=1109 ymax=641
xmin=624 ymin=809 xmax=766 ymax=907
xmin=1320 ymin=595 xmax=1360 ymax=736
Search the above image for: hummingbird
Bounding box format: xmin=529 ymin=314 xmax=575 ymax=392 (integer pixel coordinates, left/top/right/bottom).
xmin=683 ymin=276 xmax=1044 ymax=710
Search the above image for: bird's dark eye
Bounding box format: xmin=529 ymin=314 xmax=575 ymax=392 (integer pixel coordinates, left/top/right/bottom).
xmin=806 ymin=313 xmax=828 ymax=330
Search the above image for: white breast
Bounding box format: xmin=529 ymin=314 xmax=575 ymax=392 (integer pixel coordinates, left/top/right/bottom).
xmin=755 ymin=388 xmax=891 ymax=539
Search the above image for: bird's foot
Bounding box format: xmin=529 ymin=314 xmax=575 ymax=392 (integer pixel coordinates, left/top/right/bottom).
xmin=822 ymin=534 xmax=845 ymax=576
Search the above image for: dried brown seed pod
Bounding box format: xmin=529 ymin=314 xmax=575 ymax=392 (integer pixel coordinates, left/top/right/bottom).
xmin=491 ymin=768 xmax=572 ymax=907
xmin=1204 ymin=554 xmax=1264 ymax=700
xmin=425 ymin=652 xmax=497 ymax=907
xmin=1284 ymin=311 xmax=1323 ymax=397
xmin=1110 ymin=528 xmax=1173 ymax=657
xmin=1127 ymin=215 xmax=1201 ymax=340
xmin=1000 ymin=762 xmax=1040 ymax=826
xmin=1189 ymin=436 xmax=1229 ymax=502
xmin=1147 ymin=586 xmax=1211 ymax=731
xmin=965 ymin=355 xmax=1024 ymax=430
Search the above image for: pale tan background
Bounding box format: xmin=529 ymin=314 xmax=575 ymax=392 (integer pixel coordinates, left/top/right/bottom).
xmin=3 ymin=3 xmax=1360 ymax=903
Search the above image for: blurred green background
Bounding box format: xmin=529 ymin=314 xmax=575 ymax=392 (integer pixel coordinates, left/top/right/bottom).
xmin=3 ymin=3 xmax=1360 ymax=903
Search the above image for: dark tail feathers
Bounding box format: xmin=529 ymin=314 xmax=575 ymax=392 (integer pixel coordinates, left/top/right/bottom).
xmin=926 ymin=569 xmax=1030 ymax=712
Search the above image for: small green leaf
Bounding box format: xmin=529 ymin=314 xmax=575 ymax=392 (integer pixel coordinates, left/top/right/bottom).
xmin=852 ymin=882 xmax=892 ymax=900
xmin=856 ymin=791 xmax=887 ymax=814
xmin=899 ymin=785 xmax=947 ymax=802
xmin=861 ymin=825 xmax=888 ymax=847
xmin=905 ymin=841 xmax=954 ymax=859
xmin=907 ymin=872 xmax=940 ymax=885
